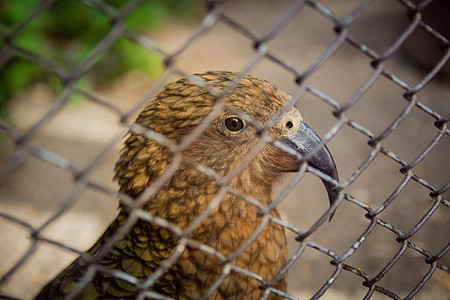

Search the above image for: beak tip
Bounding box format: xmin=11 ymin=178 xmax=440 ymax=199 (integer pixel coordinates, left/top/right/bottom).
xmin=328 ymin=194 xmax=338 ymax=222
xmin=322 ymin=176 xmax=339 ymax=222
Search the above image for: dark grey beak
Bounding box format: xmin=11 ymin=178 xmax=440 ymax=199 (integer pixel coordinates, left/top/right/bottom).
xmin=283 ymin=121 xmax=339 ymax=219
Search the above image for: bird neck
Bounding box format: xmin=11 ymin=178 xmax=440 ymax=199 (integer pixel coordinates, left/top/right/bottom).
xmin=138 ymin=163 xmax=274 ymax=230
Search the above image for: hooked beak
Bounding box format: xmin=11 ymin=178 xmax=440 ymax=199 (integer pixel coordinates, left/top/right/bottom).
xmin=282 ymin=121 xmax=339 ymax=219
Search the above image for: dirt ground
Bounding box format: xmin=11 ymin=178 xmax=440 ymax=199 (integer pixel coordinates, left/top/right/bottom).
xmin=0 ymin=0 xmax=449 ymax=299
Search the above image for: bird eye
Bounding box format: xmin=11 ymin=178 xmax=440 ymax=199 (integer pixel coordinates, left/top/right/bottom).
xmin=285 ymin=121 xmax=294 ymax=129
xmin=224 ymin=117 xmax=244 ymax=132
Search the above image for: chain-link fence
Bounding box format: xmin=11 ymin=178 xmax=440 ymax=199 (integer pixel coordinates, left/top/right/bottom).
xmin=0 ymin=0 xmax=449 ymax=299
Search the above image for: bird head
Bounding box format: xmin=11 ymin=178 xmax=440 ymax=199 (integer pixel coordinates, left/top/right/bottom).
xmin=116 ymin=71 xmax=338 ymax=213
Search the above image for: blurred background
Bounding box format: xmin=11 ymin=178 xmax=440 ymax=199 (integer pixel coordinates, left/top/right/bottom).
xmin=0 ymin=0 xmax=449 ymax=299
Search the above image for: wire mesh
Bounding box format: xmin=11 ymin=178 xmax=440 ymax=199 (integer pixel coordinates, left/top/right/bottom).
xmin=0 ymin=0 xmax=449 ymax=299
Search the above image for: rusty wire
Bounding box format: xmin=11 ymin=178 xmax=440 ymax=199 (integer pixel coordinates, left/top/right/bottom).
xmin=0 ymin=0 xmax=449 ymax=299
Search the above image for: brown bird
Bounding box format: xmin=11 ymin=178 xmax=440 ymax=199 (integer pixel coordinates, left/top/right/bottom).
xmin=35 ymin=71 xmax=338 ymax=299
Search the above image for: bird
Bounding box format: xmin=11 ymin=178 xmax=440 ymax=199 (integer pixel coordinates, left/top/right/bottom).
xmin=35 ymin=71 xmax=339 ymax=299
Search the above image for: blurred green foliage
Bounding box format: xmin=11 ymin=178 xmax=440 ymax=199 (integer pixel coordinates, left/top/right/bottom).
xmin=0 ymin=0 xmax=202 ymax=117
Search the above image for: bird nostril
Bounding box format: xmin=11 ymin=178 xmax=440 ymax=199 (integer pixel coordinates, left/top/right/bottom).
xmin=285 ymin=121 xmax=293 ymax=129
